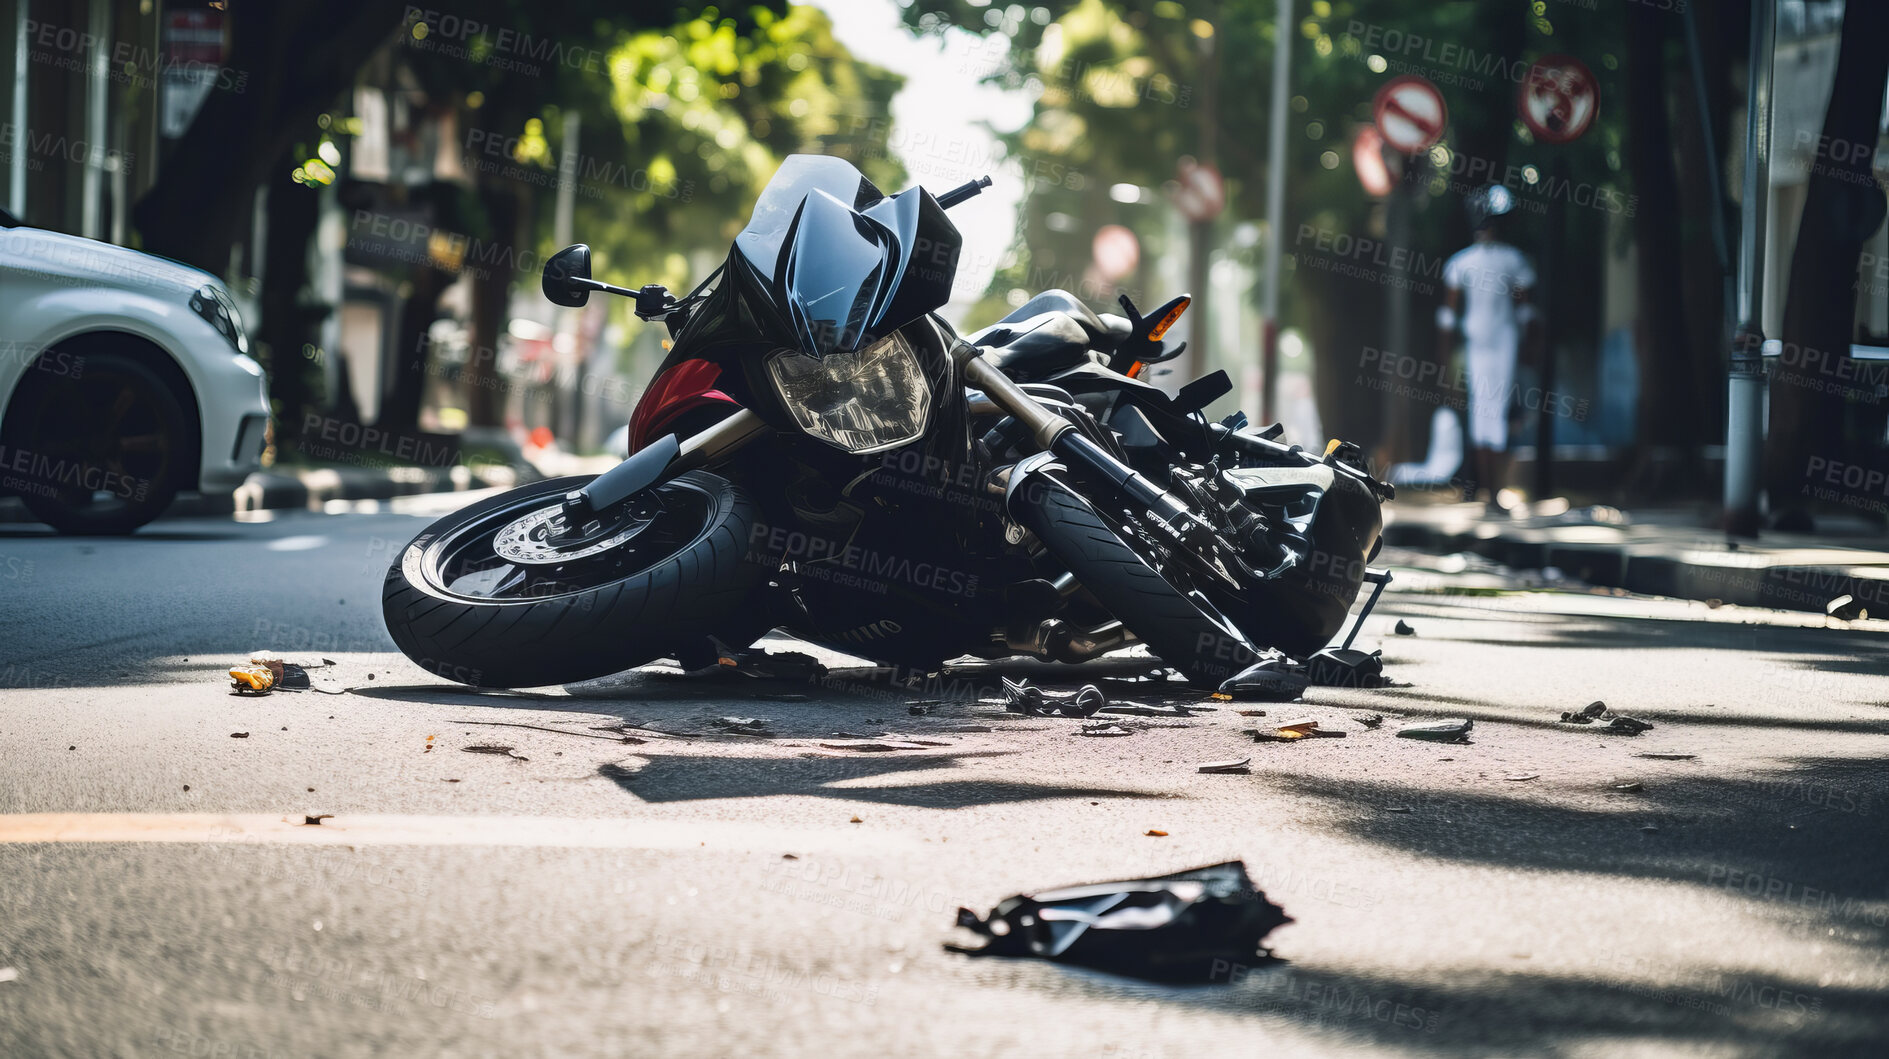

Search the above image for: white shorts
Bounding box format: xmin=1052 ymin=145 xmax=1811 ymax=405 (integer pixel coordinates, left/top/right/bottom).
xmin=1465 ymin=341 xmax=1517 ymax=450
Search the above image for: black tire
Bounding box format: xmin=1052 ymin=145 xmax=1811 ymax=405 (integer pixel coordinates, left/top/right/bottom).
xmin=1017 ymin=479 xmax=1257 ymax=688
xmin=2 ymin=351 xmax=188 ymax=534
xmin=382 ymin=470 xmax=767 ymax=688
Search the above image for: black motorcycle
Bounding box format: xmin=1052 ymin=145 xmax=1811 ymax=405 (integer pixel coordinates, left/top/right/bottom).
xmin=381 ymin=156 xmax=1391 ymax=689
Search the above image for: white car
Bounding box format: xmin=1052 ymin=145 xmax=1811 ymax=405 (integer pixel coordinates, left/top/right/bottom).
xmin=0 ymin=207 xmax=270 ymax=533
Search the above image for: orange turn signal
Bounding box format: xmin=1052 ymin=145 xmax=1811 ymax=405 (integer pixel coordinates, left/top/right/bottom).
xmin=1146 ymin=297 xmax=1191 ymax=341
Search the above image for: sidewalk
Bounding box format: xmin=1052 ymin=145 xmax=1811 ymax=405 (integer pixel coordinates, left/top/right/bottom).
xmin=1384 ymin=501 xmax=1889 ymax=617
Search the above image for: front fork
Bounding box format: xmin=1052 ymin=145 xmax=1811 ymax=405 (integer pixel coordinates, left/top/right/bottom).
xmin=955 ymin=342 xmax=1220 ymax=554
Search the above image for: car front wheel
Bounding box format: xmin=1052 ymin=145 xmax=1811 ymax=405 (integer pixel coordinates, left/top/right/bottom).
xmin=2 ymin=350 xmax=190 ymax=534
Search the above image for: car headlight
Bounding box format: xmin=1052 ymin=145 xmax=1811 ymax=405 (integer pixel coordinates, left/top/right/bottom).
xmin=765 ymin=331 xmax=932 ymax=454
xmin=190 ymin=283 xmax=249 ymax=355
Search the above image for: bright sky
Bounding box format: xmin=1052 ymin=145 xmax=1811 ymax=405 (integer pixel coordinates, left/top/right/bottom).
xmin=810 ymin=0 xmax=1036 ymax=312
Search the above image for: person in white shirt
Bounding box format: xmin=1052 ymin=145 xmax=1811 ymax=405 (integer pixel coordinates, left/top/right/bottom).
xmin=1437 ymin=185 xmax=1538 ymax=510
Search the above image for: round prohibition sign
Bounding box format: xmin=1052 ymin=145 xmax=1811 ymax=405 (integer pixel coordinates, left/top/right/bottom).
xmin=1518 ymin=54 xmax=1598 ymax=144
xmin=1372 ymin=75 xmax=1448 ymax=155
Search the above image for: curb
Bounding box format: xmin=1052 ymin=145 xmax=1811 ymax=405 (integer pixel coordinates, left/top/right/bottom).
xmin=1383 ymin=517 xmax=1889 ymax=617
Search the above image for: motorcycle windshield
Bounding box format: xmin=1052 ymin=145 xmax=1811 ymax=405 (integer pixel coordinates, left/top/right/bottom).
xmin=734 ymin=155 xmax=959 ymax=357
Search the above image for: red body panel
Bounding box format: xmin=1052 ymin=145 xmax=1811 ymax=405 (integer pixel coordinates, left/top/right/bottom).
xmin=627 ymin=358 xmax=740 ymax=453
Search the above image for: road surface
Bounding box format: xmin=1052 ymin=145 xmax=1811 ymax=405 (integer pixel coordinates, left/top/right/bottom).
xmin=2 ymin=499 xmax=1886 ymax=1056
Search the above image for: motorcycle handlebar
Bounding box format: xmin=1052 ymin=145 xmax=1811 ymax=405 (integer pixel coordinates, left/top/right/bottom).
xmin=936 ymin=176 xmax=993 ymax=209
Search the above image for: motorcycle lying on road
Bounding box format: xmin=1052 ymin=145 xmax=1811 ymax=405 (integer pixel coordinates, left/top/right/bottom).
xmin=382 ymin=155 xmax=1392 ymax=690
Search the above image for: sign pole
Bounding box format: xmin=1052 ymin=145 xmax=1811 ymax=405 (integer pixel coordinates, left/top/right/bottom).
xmin=1260 ymin=0 xmax=1292 ymax=425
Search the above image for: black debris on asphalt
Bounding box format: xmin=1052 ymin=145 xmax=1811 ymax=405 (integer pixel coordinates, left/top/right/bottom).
xmin=947 ymin=861 xmax=1290 ymax=982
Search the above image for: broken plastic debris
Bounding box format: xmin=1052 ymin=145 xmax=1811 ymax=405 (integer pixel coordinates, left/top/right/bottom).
xmin=1612 ymin=781 xmax=1645 ymax=792
xmin=1001 ymin=678 xmax=1106 ymax=718
xmin=1359 ymin=714 xmax=1385 ymax=729
xmin=1393 ymin=620 xmax=1417 ymax=636
xmin=1079 ymin=723 xmax=1135 ymax=737
xmin=1303 ymin=648 xmax=1389 ymax=688
xmin=1145 ymin=829 xmax=1169 ymax=837
xmin=1396 ymin=718 xmax=1473 ymax=742
xmin=711 ymin=717 xmax=771 ymax=736
xmin=303 ymin=814 xmax=332 ymax=826
xmin=1633 ymin=752 xmax=1696 ymax=760
xmin=947 ymin=861 xmax=1290 ymax=982
xmin=1505 ymin=773 xmax=1540 ymax=781
xmin=1826 ymin=594 xmax=1866 ymax=621
xmin=1216 ymin=655 xmax=1310 ymax=702
xmin=1197 ymin=758 xmax=1252 ymax=775
xmin=229 ymin=732 xmax=250 ymax=739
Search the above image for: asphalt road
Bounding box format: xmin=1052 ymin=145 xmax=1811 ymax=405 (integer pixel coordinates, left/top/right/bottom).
xmin=2 ymin=500 xmax=1887 ymax=1057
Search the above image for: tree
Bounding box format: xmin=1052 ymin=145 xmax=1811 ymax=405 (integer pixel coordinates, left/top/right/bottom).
xmin=1766 ymin=0 xmax=1889 ymax=525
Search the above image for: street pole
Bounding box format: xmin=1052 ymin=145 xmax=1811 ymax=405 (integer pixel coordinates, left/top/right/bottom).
xmin=1724 ymin=0 xmax=1775 ymax=537
xmin=1260 ymin=0 xmax=1292 ymax=425
xmin=553 ymin=111 xmax=581 ymax=446
xmin=1534 ymin=155 xmax=1567 ymax=501
xmin=1184 ymin=11 xmax=1221 ymax=388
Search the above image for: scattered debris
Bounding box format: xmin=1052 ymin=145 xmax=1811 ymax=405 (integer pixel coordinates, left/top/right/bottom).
xmin=1216 ymin=655 xmax=1310 ymax=702
xmin=907 ymin=704 xmax=932 ymax=716
xmin=1304 ymin=648 xmax=1390 ymax=688
xmin=1002 ymin=678 xmax=1107 ymax=717
xmin=1079 ymin=723 xmax=1135 ymax=738
xmin=1394 ymin=620 xmax=1417 ymax=636
xmin=1145 ymin=829 xmax=1169 ymax=837
xmin=1558 ymin=702 xmax=1653 ymax=735
xmin=1099 ymin=702 xmax=1203 ymax=718
xmin=1505 ymin=773 xmax=1540 ymax=782
xmin=462 ymin=745 xmax=529 ymax=762
xmin=711 ymin=717 xmax=771 ymax=736
xmin=818 ymin=739 xmax=951 ymax=752
xmin=947 ymin=861 xmax=1290 ymax=982
xmin=459 ymin=719 xmax=646 ymax=744
xmin=303 ymin=814 xmax=332 ymax=826
xmin=0 ymin=967 xmax=18 ymax=984
xmin=228 ymin=664 xmax=274 ymax=694
xmin=1384 ymin=806 xmax=1414 ymax=813
xmin=1827 ymin=594 xmax=1867 ymax=622
xmin=1612 ymin=781 xmax=1645 ymax=792
xmin=1397 ymin=718 xmax=1473 ymax=743
xmin=1197 ymin=758 xmax=1252 ymax=775
xmin=229 ymin=732 xmax=250 ymax=739
xmin=1634 ymin=752 xmax=1696 ymax=760
xmin=1640 ymin=825 xmax=1660 ymax=833
xmin=942 ymin=725 xmax=993 ymax=733
xmin=1359 ymin=714 xmax=1385 ymax=729
xmin=1247 ymin=719 xmax=1345 ymax=742
xmin=782 ymin=853 xmax=799 ymax=860
xmin=849 ymin=816 xmax=863 ymax=824
xmin=1236 ymin=710 xmax=1268 ymax=717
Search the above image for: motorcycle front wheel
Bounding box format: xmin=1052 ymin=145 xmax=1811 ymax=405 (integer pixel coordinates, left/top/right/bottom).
xmin=381 ymin=471 xmax=766 ymax=688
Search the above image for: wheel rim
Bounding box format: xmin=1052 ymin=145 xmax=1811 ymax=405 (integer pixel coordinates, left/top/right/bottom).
xmin=18 ymin=368 xmax=175 ymax=512
xmin=419 ymin=477 xmax=718 ymax=603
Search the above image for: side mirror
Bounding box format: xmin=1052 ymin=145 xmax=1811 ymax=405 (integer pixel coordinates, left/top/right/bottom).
xmin=543 ymin=244 xmax=593 ymax=307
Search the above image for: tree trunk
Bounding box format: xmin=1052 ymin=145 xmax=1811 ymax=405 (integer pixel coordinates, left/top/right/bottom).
xmin=1624 ymin=5 xmax=1699 ymax=457
xmin=377 ymin=265 xmax=453 ymax=431
xmin=256 ymin=149 xmax=325 ymax=448
xmin=133 ymin=1 xmax=406 ymax=272
xmin=465 ymin=181 xmax=524 ymax=429
xmin=1765 ymin=0 xmax=1889 ymax=521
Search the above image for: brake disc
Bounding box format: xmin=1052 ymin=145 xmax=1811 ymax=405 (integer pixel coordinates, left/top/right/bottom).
xmin=491 ymin=505 xmax=655 ymax=565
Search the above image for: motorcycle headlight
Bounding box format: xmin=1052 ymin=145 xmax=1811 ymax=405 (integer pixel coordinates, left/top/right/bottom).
xmin=766 ymin=331 xmax=932 ymax=454
xmin=190 ymin=283 xmax=250 ymax=356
